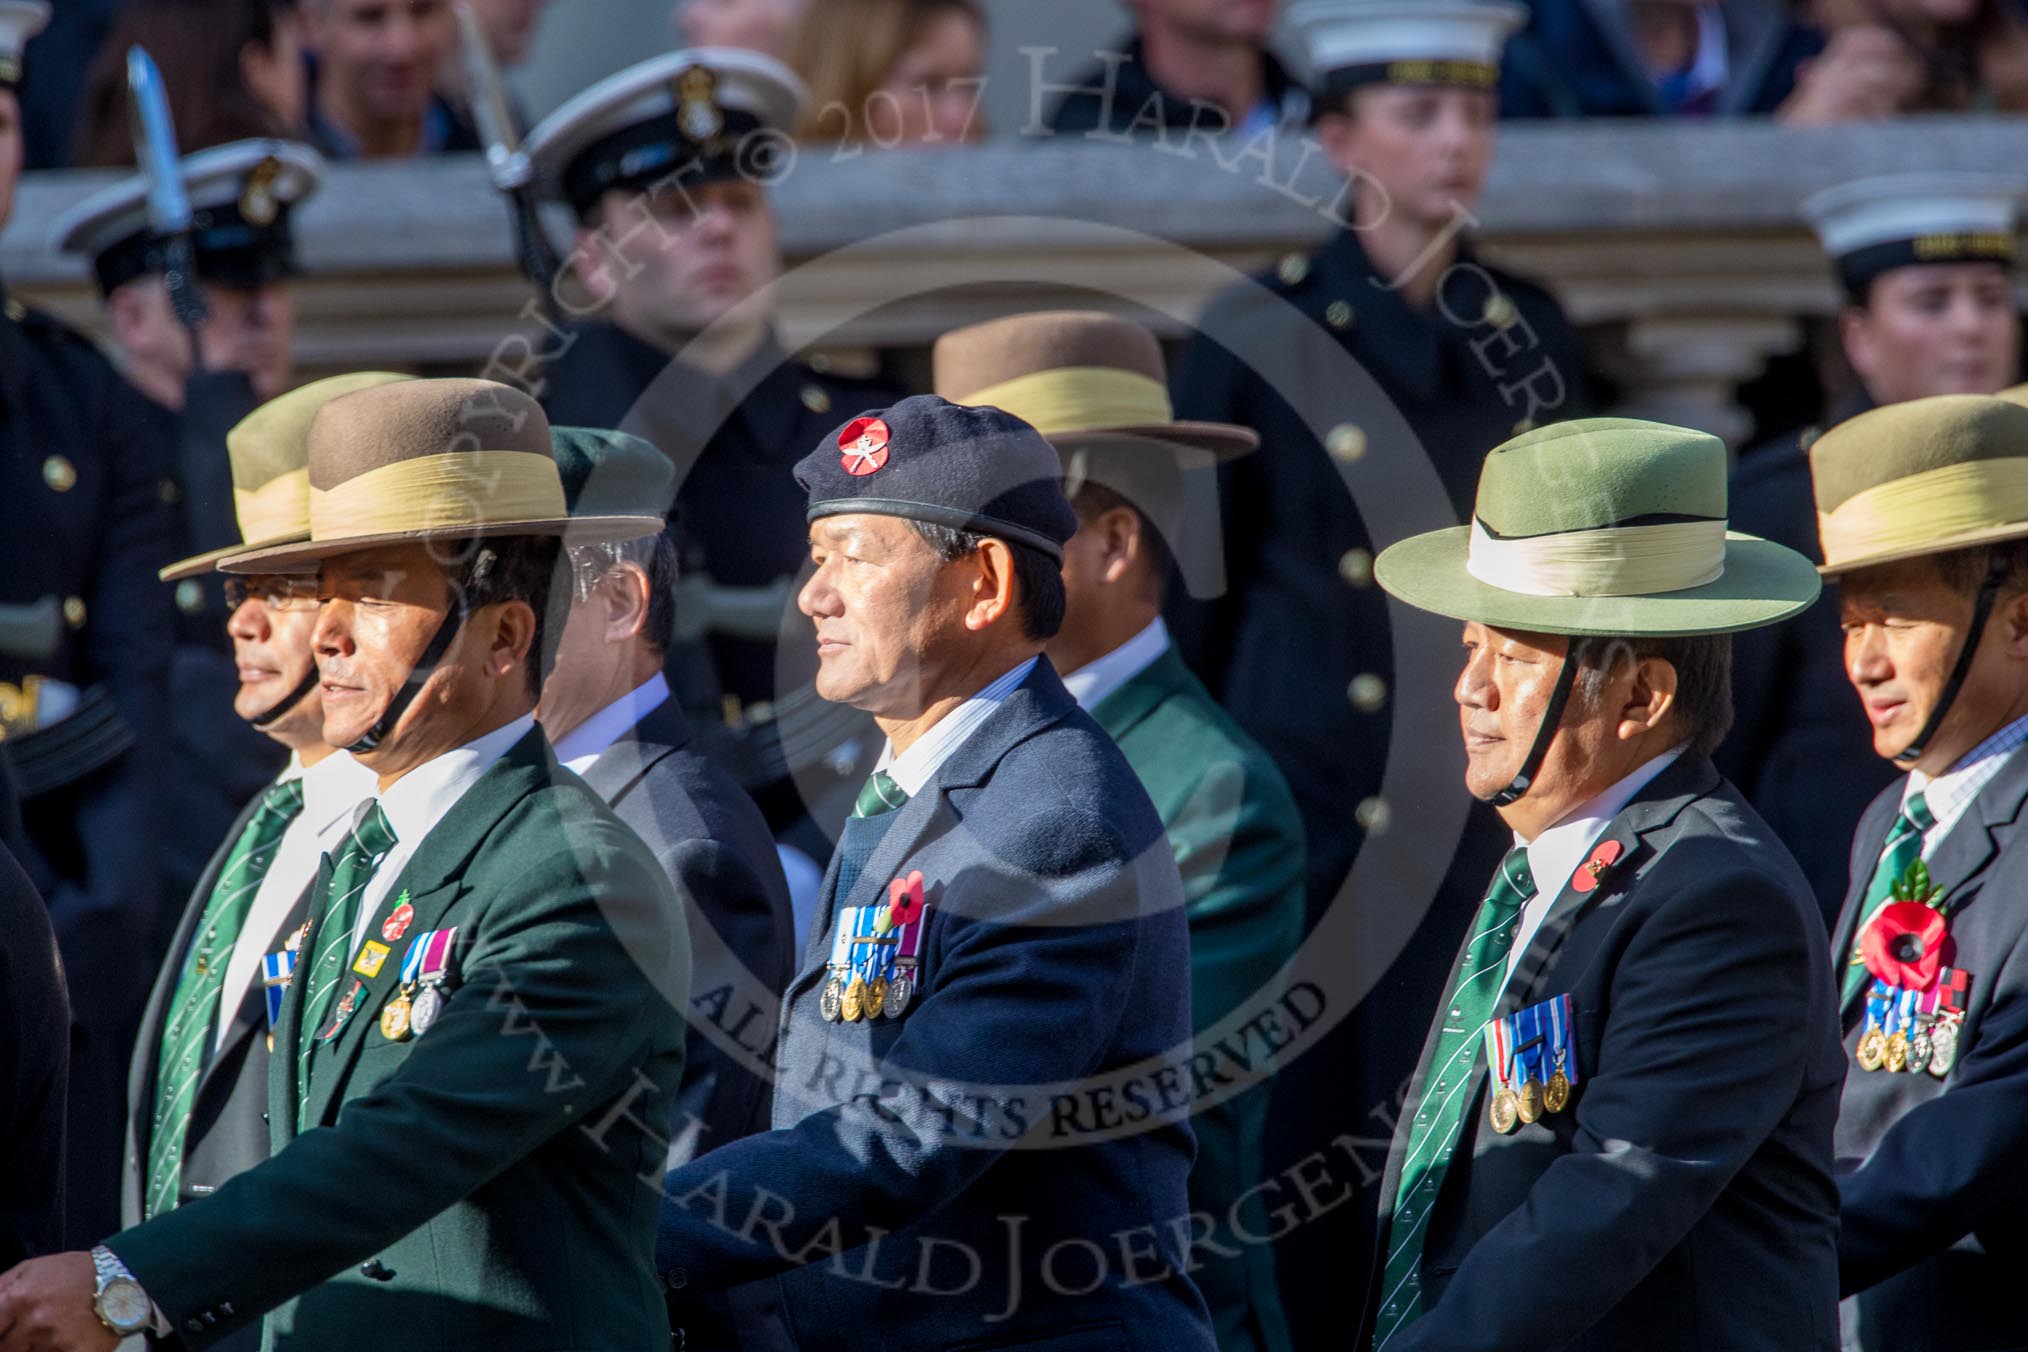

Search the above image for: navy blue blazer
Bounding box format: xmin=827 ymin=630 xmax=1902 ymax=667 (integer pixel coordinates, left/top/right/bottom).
xmin=1367 ymin=757 xmax=1842 ymax=1351
xmin=655 ymin=660 xmax=1215 ymax=1352
xmin=1831 ymin=746 xmax=2028 ymax=1351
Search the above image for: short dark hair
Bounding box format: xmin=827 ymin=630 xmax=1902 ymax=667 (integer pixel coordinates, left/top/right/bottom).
xmin=452 ymin=534 xmax=563 ymax=698
xmin=909 ymin=521 xmax=1066 ymax=641
xmin=1070 ymin=482 xmax=1172 ymax=603
xmin=566 ymin=531 xmax=681 ymax=658
xmin=1573 ymin=633 xmax=1734 ymax=761
xmin=1928 ymin=538 xmax=2028 ymax=598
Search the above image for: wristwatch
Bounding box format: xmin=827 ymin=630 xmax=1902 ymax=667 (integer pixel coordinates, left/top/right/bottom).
xmin=89 ymin=1245 xmax=152 ymax=1337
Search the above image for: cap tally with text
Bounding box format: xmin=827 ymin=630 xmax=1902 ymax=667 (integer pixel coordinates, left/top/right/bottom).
xmin=795 ymin=395 xmax=1080 ymax=563
xmin=1375 ymin=417 xmax=1820 ymax=636
xmin=219 ymin=378 xmax=663 ymax=573
xmin=1800 ymin=172 xmax=2024 ymax=304
xmin=1289 ymin=0 xmax=1525 ymax=106
xmin=523 ymin=48 xmax=805 ymax=216
xmin=161 ymin=372 xmax=417 ymax=581
xmin=0 ymin=0 xmax=48 ymax=89
xmin=1810 ymin=394 xmax=2028 ymax=577
xmin=51 ymin=139 xmax=323 ymax=297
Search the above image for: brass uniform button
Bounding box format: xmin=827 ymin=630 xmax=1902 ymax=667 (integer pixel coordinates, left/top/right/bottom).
xmin=1325 ymin=300 xmax=1354 ymax=331
xmin=63 ymin=597 xmax=87 ymax=629
xmin=1483 ymin=293 xmax=1520 ymax=330
xmin=1348 ymin=673 xmax=1388 ymax=712
xmin=175 ymin=580 xmax=205 ymax=614
xmin=1355 ymin=797 xmax=1392 ymax=835
xmin=800 ymin=384 xmax=832 ymax=415
xmin=806 ymin=352 xmax=833 ymax=374
xmin=1326 ymin=424 xmax=1367 ymax=462
xmin=42 ymin=456 xmax=77 ymax=492
xmin=160 ymin=478 xmax=182 ymax=505
xmin=1337 ymin=548 xmax=1374 ymax=587
xmin=1277 ymin=252 xmax=1310 ymax=286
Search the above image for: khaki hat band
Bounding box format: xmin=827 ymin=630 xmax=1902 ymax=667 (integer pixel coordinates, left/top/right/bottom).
xmin=234 ymin=469 xmax=311 ymax=546
xmin=310 ymin=450 xmax=567 ymax=539
xmin=1466 ymin=516 xmax=1727 ymax=598
xmin=1819 ymin=458 xmax=2028 ymax=567
xmin=956 ymin=366 xmax=1172 ymax=437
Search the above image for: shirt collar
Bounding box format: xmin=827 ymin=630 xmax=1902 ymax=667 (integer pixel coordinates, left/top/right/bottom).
xmin=298 ymin=749 xmax=379 ymax=837
xmin=375 ymin=713 xmax=536 ymax=848
xmin=876 ymin=657 xmax=1038 ymax=798
xmin=1906 ymin=712 xmax=2028 ymax=839
xmin=1061 ymin=617 xmax=1169 ymax=713
xmin=554 ymin=672 xmax=671 ymax=775
xmin=1517 ymin=747 xmax=1685 ymax=899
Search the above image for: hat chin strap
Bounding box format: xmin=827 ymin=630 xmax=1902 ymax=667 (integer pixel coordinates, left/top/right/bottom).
xmin=345 ymin=552 xmax=495 ymax=756
xmin=1487 ymin=639 xmax=1587 ymax=809
xmin=1892 ymin=556 xmax=2007 ymax=769
xmin=248 ymin=665 xmax=321 ymax=731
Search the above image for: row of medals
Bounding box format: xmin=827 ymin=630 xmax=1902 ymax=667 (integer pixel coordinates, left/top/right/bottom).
xmin=1488 ymin=1057 xmax=1572 ymax=1134
xmin=820 ymin=970 xmax=914 ymax=1023
xmin=1856 ymin=1014 xmax=1959 ymax=1077
xmin=379 ymin=980 xmax=445 ymax=1042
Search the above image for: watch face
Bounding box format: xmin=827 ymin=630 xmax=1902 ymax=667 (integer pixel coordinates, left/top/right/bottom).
xmin=98 ymin=1277 xmax=151 ymax=1333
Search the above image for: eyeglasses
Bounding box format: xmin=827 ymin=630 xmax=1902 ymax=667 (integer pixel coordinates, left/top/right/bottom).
xmin=224 ymin=576 xmax=322 ymax=612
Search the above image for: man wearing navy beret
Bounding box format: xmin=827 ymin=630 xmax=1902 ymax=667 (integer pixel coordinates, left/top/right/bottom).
xmin=652 ymin=395 xmax=1217 ymax=1350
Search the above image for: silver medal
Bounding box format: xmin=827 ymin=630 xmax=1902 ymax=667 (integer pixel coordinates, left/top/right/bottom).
xmin=1928 ymin=1019 xmax=1959 ymax=1077
xmin=885 ymin=971 xmax=914 ymax=1018
xmin=1908 ymin=1025 xmax=1933 ymax=1075
xmin=818 ymin=975 xmax=844 ymax=1022
xmin=409 ymin=984 xmax=445 ymax=1036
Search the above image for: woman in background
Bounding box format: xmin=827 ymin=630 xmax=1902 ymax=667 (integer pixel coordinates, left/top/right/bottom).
xmin=789 ymin=0 xmax=986 ymax=146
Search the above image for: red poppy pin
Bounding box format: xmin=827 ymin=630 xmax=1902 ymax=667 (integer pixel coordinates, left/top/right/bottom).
xmin=1571 ymin=839 xmax=1623 ymax=895
xmin=1860 ymin=901 xmax=1949 ymax=992
xmin=839 ymin=416 xmax=892 ymax=475
xmin=381 ymin=901 xmax=415 ymax=943
xmin=887 ymin=870 xmax=927 ymax=926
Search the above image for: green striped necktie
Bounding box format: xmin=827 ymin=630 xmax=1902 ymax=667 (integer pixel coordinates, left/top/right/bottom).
xmin=853 ymin=769 xmax=908 ymax=818
xmin=1371 ymin=846 xmax=1537 ymax=1348
xmin=145 ymin=776 xmax=304 ymax=1218
xmin=297 ymin=801 xmax=397 ymax=1118
xmin=1841 ymin=790 xmax=1935 ymax=1007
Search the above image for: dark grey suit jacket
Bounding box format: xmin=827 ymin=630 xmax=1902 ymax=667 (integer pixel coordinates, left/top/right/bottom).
xmin=1832 ymin=744 xmax=2028 ymax=1351
xmin=123 ymin=785 xmax=311 ymax=1352
xmin=1366 ymin=756 xmax=1843 ymax=1351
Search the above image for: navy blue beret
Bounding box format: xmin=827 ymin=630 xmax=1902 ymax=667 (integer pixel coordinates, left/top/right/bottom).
xmin=794 ymin=395 xmax=1079 ymax=562
xmin=551 ymin=425 xmax=677 ymax=519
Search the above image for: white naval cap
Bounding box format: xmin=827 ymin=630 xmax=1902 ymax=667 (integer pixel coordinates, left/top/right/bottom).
xmin=51 ymin=139 xmax=324 ymax=296
xmin=0 ymin=0 xmax=49 ymax=89
xmin=1801 ymin=172 xmax=2024 ymax=301
xmin=1289 ymin=0 xmax=1526 ymax=102
xmin=523 ymin=47 xmax=805 ymax=218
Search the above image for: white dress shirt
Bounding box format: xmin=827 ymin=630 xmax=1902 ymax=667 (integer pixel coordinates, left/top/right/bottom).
xmin=1060 ymin=617 xmax=1169 ymax=713
xmin=1905 ymin=712 xmax=2028 ymax=858
xmin=552 ymin=672 xmax=670 ymax=776
xmin=352 ymin=713 xmax=537 ymax=952
xmin=875 ymin=657 xmax=1037 ymax=797
xmin=214 ymin=750 xmax=377 ymax=1051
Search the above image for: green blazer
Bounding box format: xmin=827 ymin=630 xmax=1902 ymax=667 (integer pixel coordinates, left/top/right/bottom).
xmin=1090 ymin=644 xmax=1306 ymax=1352
xmin=108 ymin=729 xmax=690 ymax=1352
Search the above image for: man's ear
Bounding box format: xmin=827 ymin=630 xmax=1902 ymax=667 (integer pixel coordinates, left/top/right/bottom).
xmin=105 ymin=283 xmax=150 ymax=351
xmin=605 ymin=562 xmax=653 ymax=645
xmin=1099 ymin=506 xmax=1142 ymax=586
xmin=1998 ymin=586 xmax=2028 ymax=657
xmin=964 ymin=540 xmax=1018 ymax=632
xmin=485 ymin=598 xmax=539 ymax=681
xmin=1619 ymin=655 xmax=1680 ymax=742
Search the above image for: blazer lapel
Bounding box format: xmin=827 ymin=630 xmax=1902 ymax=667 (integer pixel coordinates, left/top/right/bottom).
xmin=193 ymin=882 xmax=318 ymax=1107
xmin=1923 ymin=748 xmax=2028 ymax=906
xmin=575 ymin=697 xmax=689 ymax=807
xmin=1087 ymin=646 xmax=1189 ymax=744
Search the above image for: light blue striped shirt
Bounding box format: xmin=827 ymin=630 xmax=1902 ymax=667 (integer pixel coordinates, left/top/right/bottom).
xmin=875 ymin=657 xmax=1038 ymax=798
xmin=1908 ymin=712 xmax=2028 ymax=856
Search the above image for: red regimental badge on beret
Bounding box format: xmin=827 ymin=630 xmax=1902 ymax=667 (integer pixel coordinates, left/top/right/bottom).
xmin=840 ymin=416 xmax=892 ymax=475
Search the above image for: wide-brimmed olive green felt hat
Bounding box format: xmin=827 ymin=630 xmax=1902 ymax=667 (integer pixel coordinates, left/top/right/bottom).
xmin=1811 ymin=394 xmax=2028 ymax=577
xmin=1375 ymin=417 xmax=1821 ymax=636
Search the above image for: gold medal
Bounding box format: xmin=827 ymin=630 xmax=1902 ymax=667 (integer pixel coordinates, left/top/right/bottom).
xmin=1489 ymin=1087 xmax=1519 ymax=1134
xmin=842 ymin=977 xmax=866 ymax=1023
xmin=1544 ymin=1070 xmax=1570 ymax=1114
xmin=380 ymin=991 xmax=412 ymax=1042
xmin=1856 ymin=1028 xmax=1886 ymax=1072
xmin=866 ymin=976 xmax=888 ymax=1019
xmin=1517 ymin=1078 xmax=1543 ymax=1125
xmin=1884 ymin=1031 xmax=1909 ymax=1073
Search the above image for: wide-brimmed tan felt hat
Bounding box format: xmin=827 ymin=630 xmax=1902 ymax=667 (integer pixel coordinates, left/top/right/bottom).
xmin=1811 ymin=394 xmax=2028 ymax=577
xmin=933 ymin=311 xmax=1257 ymax=461
xmin=1376 ymin=417 xmax=1820 ymax=636
xmin=161 ymin=371 xmax=416 ymax=581
xmin=219 ymin=378 xmax=663 ymax=573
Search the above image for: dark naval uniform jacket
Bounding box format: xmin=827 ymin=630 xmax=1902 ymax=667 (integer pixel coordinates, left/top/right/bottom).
xmin=1719 ymin=393 xmax=1894 ymax=924
xmin=0 ymin=283 xmax=176 ymax=1242
xmin=1364 ymin=756 xmax=1842 ymax=1352
xmin=0 ymin=832 xmax=67 ymax=1266
xmin=540 ymin=324 xmax=899 ymax=829
xmin=1830 ymin=744 xmax=2028 ymax=1351
xmin=654 ymin=661 xmax=1216 ymax=1352
xmin=577 ymin=693 xmax=796 ymax=1352
xmin=106 ymin=730 xmax=690 ymax=1351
